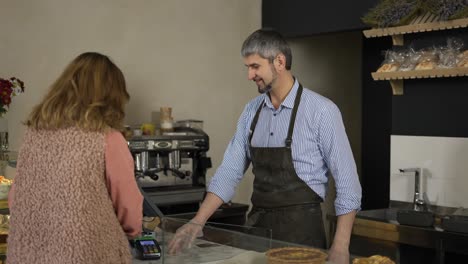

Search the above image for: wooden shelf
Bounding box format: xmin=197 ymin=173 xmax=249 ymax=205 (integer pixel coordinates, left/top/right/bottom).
xmin=363 ymin=15 xmax=468 ymax=39
xmin=371 ymin=67 xmax=468 ymax=95
xmin=364 ymin=14 xmax=468 ymax=95
xmin=372 ymin=67 xmax=468 ymax=80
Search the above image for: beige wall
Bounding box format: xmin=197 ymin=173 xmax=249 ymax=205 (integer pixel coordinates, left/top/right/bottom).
xmin=1 ymin=1 xmax=362 ymax=214
xmin=0 ymin=0 xmax=261 ymax=190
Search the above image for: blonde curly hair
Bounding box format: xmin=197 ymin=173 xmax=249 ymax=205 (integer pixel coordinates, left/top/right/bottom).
xmin=27 ymin=52 xmax=129 ymax=132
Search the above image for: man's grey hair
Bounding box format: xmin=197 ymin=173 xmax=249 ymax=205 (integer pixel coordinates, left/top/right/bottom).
xmin=241 ymin=28 xmax=292 ymax=70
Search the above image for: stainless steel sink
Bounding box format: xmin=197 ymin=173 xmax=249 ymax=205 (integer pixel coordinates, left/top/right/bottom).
xmin=351 ymin=201 xmax=468 ymax=257
xmin=356 ymin=201 xmax=459 ymax=224
xmin=357 ymin=207 xmax=399 ymax=222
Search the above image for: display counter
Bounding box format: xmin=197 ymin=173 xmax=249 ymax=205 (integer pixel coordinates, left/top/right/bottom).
xmin=0 ymin=216 xmax=329 ymax=264
xmin=0 ymin=216 xmax=381 ymax=263
xmin=133 ymin=217 xmax=331 ymax=264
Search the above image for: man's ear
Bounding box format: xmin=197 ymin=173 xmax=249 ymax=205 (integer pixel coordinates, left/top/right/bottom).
xmin=274 ymin=53 xmax=287 ymax=71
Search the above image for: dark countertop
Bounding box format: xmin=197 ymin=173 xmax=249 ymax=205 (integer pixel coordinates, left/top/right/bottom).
xmin=353 ymin=201 xmax=468 ymax=255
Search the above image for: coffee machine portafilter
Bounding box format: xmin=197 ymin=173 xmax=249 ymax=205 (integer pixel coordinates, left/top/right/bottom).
xmin=134 ymin=149 xmax=187 ymax=181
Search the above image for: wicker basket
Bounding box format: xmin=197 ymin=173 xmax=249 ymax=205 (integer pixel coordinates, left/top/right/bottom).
xmin=266 ymin=247 xmax=328 ymax=264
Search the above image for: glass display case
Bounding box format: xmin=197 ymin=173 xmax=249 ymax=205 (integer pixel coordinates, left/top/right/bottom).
xmin=0 ymin=216 xmax=371 ymax=263
xmin=133 ymin=217 xmax=330 ymax=264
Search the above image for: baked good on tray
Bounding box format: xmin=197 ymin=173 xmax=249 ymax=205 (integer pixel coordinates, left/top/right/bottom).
xmin=460 ymin=50 xmax=468 ymax=58
xmin=377 ymin=63 xmax=399 ymax=72
xmin=415 ymin=61 xmax=437 ymax=70
xmin=458 ymin=59 xmax=468 ymax=68
xmin=458 ymin=60 xmax=468 ymax=68
xmin=352 ymin=255 xmax=395 ymax=264
xmin=266 ymin=247 xmax=327 ymax=264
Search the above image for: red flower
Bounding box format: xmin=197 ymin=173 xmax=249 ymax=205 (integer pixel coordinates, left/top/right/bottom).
xmin=0 ymin=77 xmax=25 ymax=116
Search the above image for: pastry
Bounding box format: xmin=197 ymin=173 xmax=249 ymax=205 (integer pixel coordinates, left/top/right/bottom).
xmin=456 ymin=50 xmax=468 ymax=60
xmin=266 ymin=247 xmax=327 ymax=264
xmin=461 ymin=50 xmax=468 ymax=58
xmin=377 ymin=63 xmax=399 ymax=72
xmin=458 ymin=59 xmax=468 ymax=68
xmin=353 ymin=255 xmax=395 ymax=264
xmin=415 ymin=61 xmax=437 ymax=70
xmin=456 ymin=50 xmax=468 ymax=68
xmin=0 ymin=176 xmax=12 ymax=185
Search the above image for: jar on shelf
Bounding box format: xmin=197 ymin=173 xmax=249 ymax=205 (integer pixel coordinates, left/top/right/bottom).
xmin=160 ymin=107 xmax=174 ymax=133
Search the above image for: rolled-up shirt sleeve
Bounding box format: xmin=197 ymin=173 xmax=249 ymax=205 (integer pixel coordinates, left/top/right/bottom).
xmin=207 ymin=105 xmax=253 ymax=203
xmin=105 ymin=131 xmax=143 ymax=238
xmin=317 ymin=103 xmax=362 ymax=215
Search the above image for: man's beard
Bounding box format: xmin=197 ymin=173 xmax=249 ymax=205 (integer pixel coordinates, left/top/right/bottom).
xmin=258 ymin=84 xmax=273 ymax=94
xmin=257 ymin=66 xmax=277 ymax=94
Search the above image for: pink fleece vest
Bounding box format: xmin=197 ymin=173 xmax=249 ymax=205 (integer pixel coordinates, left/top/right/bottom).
xmin=7 ymin=127 xmax=132 ymax=264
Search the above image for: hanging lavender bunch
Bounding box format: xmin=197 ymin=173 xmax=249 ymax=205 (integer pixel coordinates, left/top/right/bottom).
xmin=379 ymin=1 xmax=420 ymax=27
xmin=422 ymin=0 xmax=468 ymax=20
xmin=449 ymin=0 xmax=468 ymax=19
xmin=362 ymin=0 xmax=421 ymax=28
xmin=450 ymin=6 xmax=468 ymax=19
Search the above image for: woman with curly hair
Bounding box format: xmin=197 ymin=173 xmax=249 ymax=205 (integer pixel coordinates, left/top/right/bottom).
xmin=7 ymin=52 xmax=143 ymax=264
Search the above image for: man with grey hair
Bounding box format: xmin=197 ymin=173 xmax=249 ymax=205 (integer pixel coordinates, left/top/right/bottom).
xmin=169 ymin=29 xmax=361 ymax=264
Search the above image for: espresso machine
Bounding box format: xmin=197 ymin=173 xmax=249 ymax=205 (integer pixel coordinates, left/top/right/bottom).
xmin=128 ymin=126 xmax=212 ymax=215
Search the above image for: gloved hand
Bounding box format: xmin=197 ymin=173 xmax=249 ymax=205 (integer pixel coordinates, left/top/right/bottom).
xmin=167 ymin=220 xmax=204 ymax=255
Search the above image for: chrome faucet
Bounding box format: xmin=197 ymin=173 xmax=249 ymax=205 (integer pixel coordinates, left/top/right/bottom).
xmin=399 ymin=168 xmax=426 ymax=211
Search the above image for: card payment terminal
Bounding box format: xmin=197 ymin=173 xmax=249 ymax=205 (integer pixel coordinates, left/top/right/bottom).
xmin=133 ymin=236 xmax=162 ymax=260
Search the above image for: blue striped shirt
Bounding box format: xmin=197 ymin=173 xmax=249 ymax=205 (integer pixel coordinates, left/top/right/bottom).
xmin=208 ymin=79 xmax=361 ymax=215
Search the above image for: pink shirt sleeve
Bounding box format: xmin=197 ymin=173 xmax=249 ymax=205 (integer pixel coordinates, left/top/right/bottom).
xmin=105 ymin=131 xmax=143 ymax=239
xmin=8 ymin=182 xmax=15 ymax=208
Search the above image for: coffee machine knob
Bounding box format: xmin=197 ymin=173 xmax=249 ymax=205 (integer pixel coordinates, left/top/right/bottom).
xmin=148 ymin=172 xmax=159 ymax=181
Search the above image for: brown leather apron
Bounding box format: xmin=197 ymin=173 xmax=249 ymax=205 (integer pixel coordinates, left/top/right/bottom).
xmin=246 ymin=84 xmax=326 ymax=248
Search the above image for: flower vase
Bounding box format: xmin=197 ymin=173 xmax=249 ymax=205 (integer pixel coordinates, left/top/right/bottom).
xmin=0 ymin=118 xmax=7 ymax=176
xmin=0 ymin=117 xmax=8 ymax=152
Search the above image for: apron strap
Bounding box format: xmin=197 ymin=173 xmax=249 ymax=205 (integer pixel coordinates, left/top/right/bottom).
xmin=248 ymin=102 xmax=264 ymax=145
xmin=285 ymin=84 xmax=303 ymax=148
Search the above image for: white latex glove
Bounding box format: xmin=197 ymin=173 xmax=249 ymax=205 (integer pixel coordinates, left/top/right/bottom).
xmin=167 ymin=220 xmax=204 ymax=255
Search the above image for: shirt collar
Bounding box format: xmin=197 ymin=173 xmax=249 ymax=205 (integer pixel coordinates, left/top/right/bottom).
xmin=263 ymin=78 xmax=299 ymax=110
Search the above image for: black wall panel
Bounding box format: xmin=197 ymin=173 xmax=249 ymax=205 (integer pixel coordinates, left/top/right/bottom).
xmin=392 ymin=77 xmax=468 ymax=137
xmin=361 ymin=36 xmax=393 ymax=210
xmin=262 ymin=0 xmax=378 ymax=37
